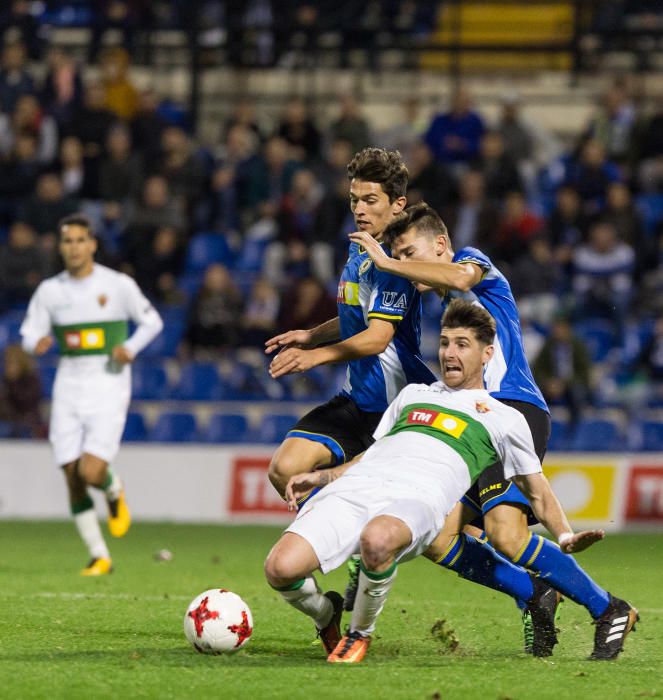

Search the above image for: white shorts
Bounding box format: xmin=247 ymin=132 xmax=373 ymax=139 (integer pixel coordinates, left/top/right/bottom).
xmin=50 ymin=371 xmax=130 ymax=466
xmin=286 ymin=473 xmax=442 ymax=574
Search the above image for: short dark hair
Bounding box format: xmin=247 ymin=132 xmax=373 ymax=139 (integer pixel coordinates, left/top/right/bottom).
xmin=58 ymin=213 xmax=94 ymax=238
xmin=441 ymin=299 xmax=496 ymax=346
xmin=382 ymin=201 xmax=449 ymax=249
xmin=347 ymin=147 xmax=408 ymax=202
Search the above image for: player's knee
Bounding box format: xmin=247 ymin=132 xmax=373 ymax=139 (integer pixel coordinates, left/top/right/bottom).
xmin=360 ymin=521 xmax=401 ymax=571
xmin=264 ymin=549 xmax=298 ymax=588
xmin=77 ymin=460 xmax=104 ymax=486
xmin=484 ymin=524 xmax=526 ymax=560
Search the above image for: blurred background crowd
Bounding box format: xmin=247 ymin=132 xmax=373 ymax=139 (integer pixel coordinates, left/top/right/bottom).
xmin=2 ymin=0 xmax=663 ymax=450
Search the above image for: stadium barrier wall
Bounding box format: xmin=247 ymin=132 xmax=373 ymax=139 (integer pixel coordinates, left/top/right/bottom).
xmin=1 ymin=441 xmax=662 ymax=530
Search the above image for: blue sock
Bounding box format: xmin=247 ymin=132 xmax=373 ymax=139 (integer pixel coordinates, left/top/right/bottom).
xmin=512 ymin=533 xmax=610 ymax=618
xmin=295 ymin=487 xmax=321 ymax=511
xmin=437 ymin=533 xmax=534 ymax=605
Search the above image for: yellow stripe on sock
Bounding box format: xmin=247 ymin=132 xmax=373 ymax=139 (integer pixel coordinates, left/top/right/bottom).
xmin=448 ymin=536 xmax=466 ymax=567
xmin=512 ymin=532 xmax=533 ymax=564
xmin=524 ymin=535 xmax=544 ymax=568
xmin=435 ymin=535 xmax=460 ymax=565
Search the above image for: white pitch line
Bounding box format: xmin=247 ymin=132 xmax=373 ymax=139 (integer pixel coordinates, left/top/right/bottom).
xmin=0 ymin=591 xmax=192 ymax=602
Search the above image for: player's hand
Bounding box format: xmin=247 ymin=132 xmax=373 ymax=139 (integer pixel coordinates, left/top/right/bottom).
xmin=285 ymin=471 xmax=323 ymax=511
xmin=348 ymin=230 xmax=392 ymax=270
xmin=112 ymin=345 xmax=134 ymax=364
xmin=265 ymin=329 xmax=313 ymax=354
xmin=269 ymin=347 xmax=321 ymax=378
xmin=559 ymin=529 xmax=605 ymax=554
xmin=34 ymin=336 xmax=54 ymax=356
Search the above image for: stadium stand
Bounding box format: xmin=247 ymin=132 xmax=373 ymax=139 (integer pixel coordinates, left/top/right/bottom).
xmin=0 ymin=0 xmax=661 ymax=448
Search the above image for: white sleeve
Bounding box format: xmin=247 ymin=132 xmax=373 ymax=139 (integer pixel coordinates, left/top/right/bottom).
xmin=498 ymin=411 xmax=542 ymax=480
xmin=119 ymin=275 xmax=164 ymax=357
xmin=20 ymin=284 xmax=52 ymax=354
xmin=372 ymin=386 xmax=411 ymax=441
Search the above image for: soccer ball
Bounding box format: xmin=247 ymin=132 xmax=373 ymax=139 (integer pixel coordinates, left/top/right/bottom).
xmin=183 ymin=589 xmax=253 ymax=654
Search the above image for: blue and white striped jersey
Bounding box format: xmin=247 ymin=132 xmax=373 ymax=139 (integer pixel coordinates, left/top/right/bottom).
xmin=338 ymin=242 xmax=437 ymax=412
xmin=440 ymin=247 xmax=548 ymax=412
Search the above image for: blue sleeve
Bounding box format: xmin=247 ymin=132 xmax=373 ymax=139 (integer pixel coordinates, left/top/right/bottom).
xmin=366 ymin=268 xmax=417 ymax=322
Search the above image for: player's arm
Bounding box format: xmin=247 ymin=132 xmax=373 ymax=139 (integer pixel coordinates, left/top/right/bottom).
xmin=512 ymin=473 xmax=604 ymax=553
xmin=20 ymin=284 xmax=53 ymax=355
xmin=349 ymin=230 xmax=482 ymax=292
xmin=269 ymin=318 xmax=395 ymax=378
xmin=501 ymin=412 xmax=604 ymax=554
xmin=264 ymin=317 xmax=341 ymax=354
xmin=285 ymin=451 xmax=365 ymax=510
xmin=116 ymin=276 xmax=164 ymax=363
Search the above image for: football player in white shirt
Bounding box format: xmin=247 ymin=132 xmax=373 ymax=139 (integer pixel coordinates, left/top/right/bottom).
xmin=20 ymin=214 xmax=163 ymax=575
xmin=264 ymin=300 xmax=636 ymax=663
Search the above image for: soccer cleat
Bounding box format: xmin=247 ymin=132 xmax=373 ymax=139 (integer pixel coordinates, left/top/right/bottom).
xmin=327 ymin=631 xmax=371 ymax=663
xmin=107 ymin=490 xmax=131 ymax=538
xmin=343 ymin=556 xmax=361 ymax=612
xmin=526 ymin=577 xmax=563 ymax=657
xmin=80 ymin=557 xmax=113 ymax=576
xmin=589 ymin=594 xmax=639 ymax=660
xmin=521 ymin=609 xmax=534 ymax=654
xmin=317 ymin=591 xmax=344 ymax=655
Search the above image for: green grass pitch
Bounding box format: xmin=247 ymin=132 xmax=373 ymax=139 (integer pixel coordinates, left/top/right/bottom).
xmin=1 ymin=522 xmax=661 ymax=700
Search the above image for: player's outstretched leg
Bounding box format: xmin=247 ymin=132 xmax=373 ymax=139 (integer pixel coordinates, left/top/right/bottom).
xmin=590 ymin=595 xmax=639 ymax=660
xmin=265 ymin=532 xmax=343 ymax=656
xmin=511 ymin=532 xmax=637 ymax=658
xmin=64 ymin=460 xmax=113 ymax=575
xmin=429 ymin=531 xmax=562 ymax=656
xmin=330 ymin=514 xmax=410 ymax=664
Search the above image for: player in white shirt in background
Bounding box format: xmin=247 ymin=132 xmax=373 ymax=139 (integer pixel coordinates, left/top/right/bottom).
xmin=20 ymin=214 xmax=163 ymax=576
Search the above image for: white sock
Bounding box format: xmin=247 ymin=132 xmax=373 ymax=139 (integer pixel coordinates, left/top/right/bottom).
xmin=102 ymin=468 xmax=123 ymax=501
xmin=74 ymin=509 xmax=110 ymax=560
xmin=278 ymin=576 xmax=333 ymax=629
xmin=350 ymin=563 xmax=398 ymax=636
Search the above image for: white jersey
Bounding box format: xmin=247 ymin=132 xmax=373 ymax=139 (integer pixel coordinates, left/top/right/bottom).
xmin=21 ymin=264 xmax=162 ymax=465
xmin=348 ymin=381 xmax=542 ymax=516
xmin=20 ymin=263 xmax=163 ymax=386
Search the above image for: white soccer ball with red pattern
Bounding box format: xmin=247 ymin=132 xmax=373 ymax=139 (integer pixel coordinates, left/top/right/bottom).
xmin=183 ymin=589 xmax=253 ymax=654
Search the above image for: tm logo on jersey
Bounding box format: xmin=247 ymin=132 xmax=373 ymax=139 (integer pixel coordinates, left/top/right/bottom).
xmin=381 ymin=291 xmax=407 ymax=309
xmin=406 ymin=409 xmax=468 ymax=438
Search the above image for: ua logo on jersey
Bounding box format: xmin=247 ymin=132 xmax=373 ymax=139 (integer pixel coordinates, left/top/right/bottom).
xmin=381 ymin=291 xmax=408 ymax=310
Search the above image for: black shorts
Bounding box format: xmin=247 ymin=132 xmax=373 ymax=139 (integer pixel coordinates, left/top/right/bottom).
xmin=286 ymin=394 xmax=383 ymax=466
xmin=462 ymin=400 xmax=551 ymax=518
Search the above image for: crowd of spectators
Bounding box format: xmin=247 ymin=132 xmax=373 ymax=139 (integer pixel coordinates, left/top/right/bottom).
xmin=3 ymin=9 xmax=663 ymax=430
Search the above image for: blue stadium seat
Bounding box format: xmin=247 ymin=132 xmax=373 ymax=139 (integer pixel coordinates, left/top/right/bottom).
xmin=547 ymin=419 xmax=571 ymax=451
xmin=185 ymin=232 xmax=235 ymax=272
xmin=254 ymin=414 xmax=300 ymax=443
xmin=132 ymin=362 xmax=168 ymax=400
xmin=235 ymin=237 xmax=271 ymax=274
xmin=122 ymin=412 xmax=148 ymax=442
xmin=636 ymin=192 xmax=663 ymax=236
xmin=141 ymin=318 xmax=184 ymax=358
xmin=149 ymin=412 xmax=198 ymax=442
xmin=204 ymin=414 xmax=251 ymax=443
xmin=572 ymin=319 xmax=617 ymax=363
xmin=38 ymin=363 xmax=58 ymax=399
xmin=174 ymin=363 xmax=227 ymax=400
xmin=569 ymin=418 xmax=621 ymax=452
xmin=0 ymin=421 xmax=12 ymax=438
xmin=641 ymin=420 xmax=663 ymax=451
xmin=0 ymin=318 xmax=21 ymax=351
